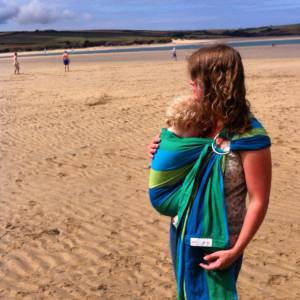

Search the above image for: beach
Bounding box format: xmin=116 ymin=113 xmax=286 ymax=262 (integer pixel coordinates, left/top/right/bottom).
xmin=0 ymin=44 xmax=300 ymax=299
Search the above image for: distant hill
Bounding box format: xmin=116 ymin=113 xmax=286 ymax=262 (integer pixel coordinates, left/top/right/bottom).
xmin=0 ymin=23 xmax=299 ymax=53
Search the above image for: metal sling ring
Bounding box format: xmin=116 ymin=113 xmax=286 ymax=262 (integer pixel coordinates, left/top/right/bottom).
xmin=211 ymin=133 xmax=231 ymax=155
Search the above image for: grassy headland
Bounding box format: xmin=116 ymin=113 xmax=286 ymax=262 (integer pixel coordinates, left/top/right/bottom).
xmin=0 ymin=23 xmax=299 ymax=53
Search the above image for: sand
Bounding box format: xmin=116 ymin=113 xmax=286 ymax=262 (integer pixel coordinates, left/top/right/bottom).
xmin=0 ymin=44 xmax=299 ymax=300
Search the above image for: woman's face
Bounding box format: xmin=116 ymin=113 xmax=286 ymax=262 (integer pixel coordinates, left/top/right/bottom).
xmin=190 ymin=80 xmax=204 ymax=101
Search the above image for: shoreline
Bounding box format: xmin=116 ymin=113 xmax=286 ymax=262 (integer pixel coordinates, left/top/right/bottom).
xmin=0 ymin=44 xmax=300 ymax=65
xmin=1 ymin=35 xmax=300 ymax=59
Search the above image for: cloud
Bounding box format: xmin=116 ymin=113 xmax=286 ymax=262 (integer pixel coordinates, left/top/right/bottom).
xmin=0 ymin=1 xmax=19 ymax=24
xmin=62 ymin=9 xmax=76 ymax=19
xmin=0 ymin=0 xmax=77 ymax=26
xmin=6 ymin=0 xmax=92 ymax=24
xmin=15 ymin=0 xmax=76 ymax=25
xmin=83 ymin=13 xmax=92 ymax=21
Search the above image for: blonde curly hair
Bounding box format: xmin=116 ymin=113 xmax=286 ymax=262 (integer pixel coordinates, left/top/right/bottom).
xmin=166 ymin=96 xmax=202 ymax=131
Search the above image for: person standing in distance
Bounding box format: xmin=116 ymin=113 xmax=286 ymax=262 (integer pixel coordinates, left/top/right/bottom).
xmin=63 ymin=51 xmax=70 ymax=72
xmin=172 ymin=46 xmax=177 ymax=60
xmin=13 ymin=52 xmax=20 ymax=74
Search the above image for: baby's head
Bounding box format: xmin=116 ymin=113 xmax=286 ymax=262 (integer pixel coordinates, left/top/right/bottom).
xmin=166 ymin=96 xmax=202 ymax=131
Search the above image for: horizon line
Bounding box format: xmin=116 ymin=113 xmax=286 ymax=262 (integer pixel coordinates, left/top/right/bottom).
xmin=1 ymin=22 xmax=299 ymax=33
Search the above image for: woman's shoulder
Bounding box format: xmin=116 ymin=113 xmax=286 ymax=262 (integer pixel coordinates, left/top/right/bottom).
xmin=225 ymin=115 xmax=271 ymax=152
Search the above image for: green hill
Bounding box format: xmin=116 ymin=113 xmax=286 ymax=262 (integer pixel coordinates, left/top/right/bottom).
xmin=0 ymin=23 xmax=299 ymax=53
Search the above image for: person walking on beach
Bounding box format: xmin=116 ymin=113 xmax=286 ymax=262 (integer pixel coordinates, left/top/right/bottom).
xmin=148 ymin=44 xmax=272 ymax=300
xmin=62 ymin=51 xmax=70 ymax=72
xmin=13 ymin=52 xmax=20 ymax=74
xmin=172 ymin=46 xmax=177 ymax=60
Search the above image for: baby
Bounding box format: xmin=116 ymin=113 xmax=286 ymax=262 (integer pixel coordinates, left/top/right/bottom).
xmin=166 ymin=95 xmax=230 ymax=151
xmin=166 ymin=96 xmax=203 ymax=137
xmin=165 ymin=95 xmax=231 ymax=235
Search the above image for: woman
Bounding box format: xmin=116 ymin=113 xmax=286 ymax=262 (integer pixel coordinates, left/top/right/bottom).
xmin=148 ymin=44 xmax=272 ymax=299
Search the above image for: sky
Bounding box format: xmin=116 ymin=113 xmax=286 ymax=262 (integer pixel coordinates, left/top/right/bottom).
xmin=0 ymin=0 xmax=299 ymax=31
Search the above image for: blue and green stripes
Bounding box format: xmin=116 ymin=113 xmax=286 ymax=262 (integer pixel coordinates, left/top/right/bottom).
xmin=148 ymin=116 xmax=271 ymax=300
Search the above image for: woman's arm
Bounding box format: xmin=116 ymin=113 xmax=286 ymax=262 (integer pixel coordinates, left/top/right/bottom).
xmin=200 ymin=147 xmax=272 ymax=270
xmin=231 ymin=148 xmax=272 ymax=256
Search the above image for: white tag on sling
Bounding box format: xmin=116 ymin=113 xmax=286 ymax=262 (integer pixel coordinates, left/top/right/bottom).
xmin=190 ymin=238 xmax=213 ymax=247
xmin=172 ymin=215 xmax=178 ymax=228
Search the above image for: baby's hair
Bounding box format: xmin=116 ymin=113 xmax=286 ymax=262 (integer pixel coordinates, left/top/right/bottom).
xmin=166 ymin=96 xmax=202 ymax=130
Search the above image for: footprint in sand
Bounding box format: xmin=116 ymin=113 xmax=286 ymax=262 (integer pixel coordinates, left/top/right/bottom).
xmin=28 ymin=200 xmax=37 ymax=207
xmin=58 ymin=172 xmax=67 ymax=177
xmin=267 ymin=274 xmax=289 ymax=286
xmin=85 ymin=94 xmax=112 ymax=107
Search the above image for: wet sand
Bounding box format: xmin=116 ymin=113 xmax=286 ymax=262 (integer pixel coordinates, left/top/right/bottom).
xmin=0 ymin=44 xmax=299 ymax=299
